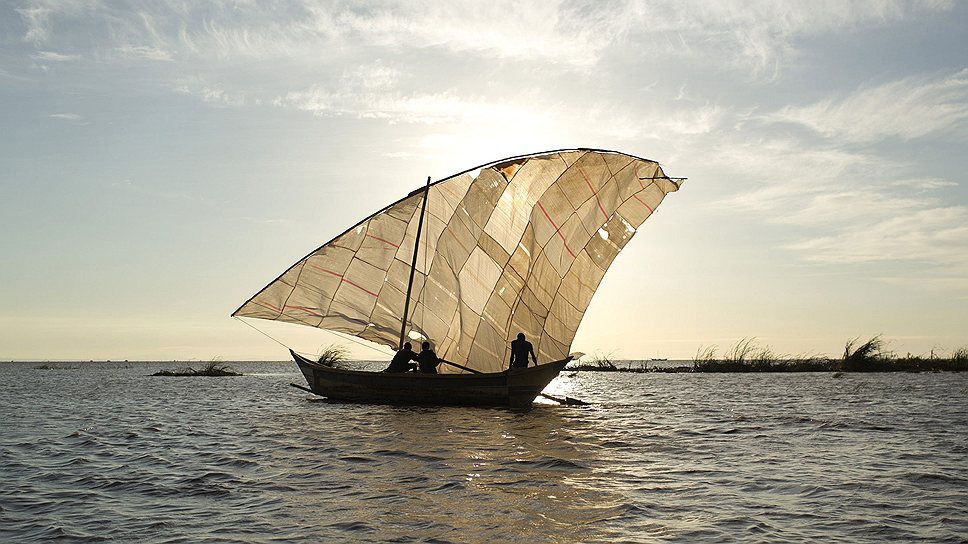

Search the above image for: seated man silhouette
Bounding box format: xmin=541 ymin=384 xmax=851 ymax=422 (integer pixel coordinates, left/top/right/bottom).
xmin=417 ymin=341 xmax=440 ymax=374
xmin=383 ymin=342 xmax=417 ymax=373
xmin=509 ymin=332 xmax=537 ymax=369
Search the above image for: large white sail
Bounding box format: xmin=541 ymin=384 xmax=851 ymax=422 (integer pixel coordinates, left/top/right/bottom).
xmin=233 ymin=149 xmax=682 ymax=373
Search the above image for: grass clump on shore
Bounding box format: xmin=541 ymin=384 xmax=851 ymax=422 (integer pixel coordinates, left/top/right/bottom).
xmin=953 ymin=347 xmax=968 ymax=366
xmin=563 ymin=336 xmax=967 ymax=374
xmin=841 ymin=335 xmax=889 ymax=371
xmin=694 ymin=338 xmax=784 ymax=372
xmin=152 ymin=360 xmax=241 ymax=377
xmin=569 ymin=352 xmax=630 ymax=371
xmin=688 ymin=336 xmax=968 ymax=373
xmin=839 ymin=336 xmax=968 ymax=372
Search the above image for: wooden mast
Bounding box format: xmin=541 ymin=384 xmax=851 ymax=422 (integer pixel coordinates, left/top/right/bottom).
xmin=398 ymin=176 xmax=431 ymax=350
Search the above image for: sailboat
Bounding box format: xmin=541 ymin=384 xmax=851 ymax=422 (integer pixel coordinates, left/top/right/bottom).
xmin=233 ymin=148 xmax=682 ymax=408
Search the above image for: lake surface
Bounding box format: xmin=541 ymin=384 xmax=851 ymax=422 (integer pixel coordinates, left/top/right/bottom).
xmin=1 ymin=361 xmax=966 ymax=543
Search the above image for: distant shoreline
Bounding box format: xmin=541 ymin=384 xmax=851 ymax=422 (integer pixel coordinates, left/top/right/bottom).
xmin=567 ymin=361 xmax=967 ymax=373
xmin=7 ymin=359 xmax=967 ymax=374
xmin=6 ymin=335 xmax=967 ymax=374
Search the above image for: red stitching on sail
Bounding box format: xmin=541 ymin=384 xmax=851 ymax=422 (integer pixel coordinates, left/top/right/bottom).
xmin=341 ymin=278 xmax=379 ymax=298
xmin=285 ymin=305 xmax=324 ymax=317
xmin=367 ymin=234 xmax=400 ymax=249
xmin=307 ymin=263 xmax=379 ymax=298
xmin=633 ymin=194 xmax=654 ymax=213
xmin=536 ymin=201 xmax=576 ymax=258
xmin=257 ymin=300 xmax=283 ymax=313
xmin=578 ymin=166 xmax=609 ymax=220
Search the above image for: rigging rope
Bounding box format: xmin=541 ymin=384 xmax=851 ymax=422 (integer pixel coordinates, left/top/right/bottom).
xmin=328 ymin=329 xmax=395 ymax=358
xmin=234 ymin=316 xmax=291 ymax=350
xmin=233 ymin=316 xmax=394 ymax=359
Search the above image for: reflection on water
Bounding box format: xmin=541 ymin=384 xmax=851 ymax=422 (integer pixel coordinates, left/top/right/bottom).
xmin=1 ymin=362 xmax=966 ymax=542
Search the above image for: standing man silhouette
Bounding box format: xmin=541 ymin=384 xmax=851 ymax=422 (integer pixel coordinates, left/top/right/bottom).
xmin=509 ymin=332 xmax=537 ymax=369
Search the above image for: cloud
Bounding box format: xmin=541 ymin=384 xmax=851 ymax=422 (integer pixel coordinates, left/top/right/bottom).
xmin=174 ymin=79 xmax=245 ymax=106
xmin=277 ymin=85 xmax=534 ymax=125
xmin=272 ymin=60 xmax=540 ymax=124
xmin=15 ymin=1 xmax=94 ymax=45
xmin=627 ymin=0 xmax=954 ymax=77
xmin=708 ymin=134 xmax=968 ymax=277
xmin=890 ymin=178 xmax=958 ymax=191
xmin=14 ymin=0 xmax=953 ymax=79
xmin=48 ymin=113 xmax=82 ymax=120
xmin=787 ymin=205 xmax=968 ymax=265
xmin=32 ymin=50 xmax=81 ymax=62
xmin=117 ymin=44 xmax=173 ymax=61
xmin=770 ymin=69 xmax=968 ymax=142
xmin=327 ymin=2 xmax=623 ymax=67
xmin=16 ymin=6 xmax=52 ymax=45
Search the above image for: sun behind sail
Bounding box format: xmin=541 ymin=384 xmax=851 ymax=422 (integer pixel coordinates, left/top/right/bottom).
xmin=233 ymin=149 xmax=682 ymax=373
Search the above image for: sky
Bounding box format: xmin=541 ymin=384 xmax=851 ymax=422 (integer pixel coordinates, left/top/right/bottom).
xmin=2 ymin=0 xmax=967 ymax=361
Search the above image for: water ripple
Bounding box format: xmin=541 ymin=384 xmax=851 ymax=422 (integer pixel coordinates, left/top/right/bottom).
xmin=1 ymin=363 xmax=966 ymax=542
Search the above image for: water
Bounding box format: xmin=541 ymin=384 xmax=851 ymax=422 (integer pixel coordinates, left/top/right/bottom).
xmin=1 ymin=362 xmax=966 ymax=543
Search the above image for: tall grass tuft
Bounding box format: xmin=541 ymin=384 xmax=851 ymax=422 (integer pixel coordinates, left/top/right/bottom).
xmin=691 ymin=345 xmax=718 ymax=371
xmin=947 ymin=346 xmax=968 ymax=371
xmin=591 ymin=352 xmax=618 ymax=371
xmin=153 ymin=358 xmax=241 ymax=377
xmin=317 ymin=345 xmax=349 ymax=368
xmin=569 ymin=351 xmax=619 ymax=371
xmin=842 ymin=335 xmax=890 ymax=371
xmin=200 ymin=360 xmax=238 ymax=376
xmin=952 ymin=347 xmax=968 ymax=363
xmin=694 ymin=338 xmax=782 ymax=372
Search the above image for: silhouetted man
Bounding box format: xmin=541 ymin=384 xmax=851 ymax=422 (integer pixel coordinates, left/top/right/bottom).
xmin=509 ymin=332 xmax=537 ymax=369
xmin=384 ymin=342 xmax=417 ymax=372
xmin=417 ymin=341 xmax=440 ymax=374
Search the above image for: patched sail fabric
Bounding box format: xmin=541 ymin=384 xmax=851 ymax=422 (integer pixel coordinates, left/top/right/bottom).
xmin=234 ymin=149 xmax=681 ymax=373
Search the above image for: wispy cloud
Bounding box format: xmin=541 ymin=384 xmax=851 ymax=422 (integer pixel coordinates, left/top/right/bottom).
xmin=630 ymin=0 xmax=954 ymax=77
xmin=16 ymin=6 xmax=53 ymax=45
xmin=12 ymin=0 xmax=968 ymax=276
xmin=787 ymin=205 xmax=968 ymax=265
xmin=117 ymin=44 xmax=173 ymax=61
xmin=13 ymin=0 xmax=953 ymax=78
xmin=277 ymin=86 xmax=536 ymax=125
xmin=710 ymin=134 xmax=967 ymax=276
xmin=48 ymin=113 xmax=82 ymax=121
xmin=770 ymin=69 xmax=968 ymax=142
xmin=31 ymin=50 xmax=81 ymax=62
xmin=174 ymin=79 xmax=245 ymax=107
xmin=15 ymin=1 xmax=93 ymax=45
xmin=273 ymin=60 xmax=540 ymax=125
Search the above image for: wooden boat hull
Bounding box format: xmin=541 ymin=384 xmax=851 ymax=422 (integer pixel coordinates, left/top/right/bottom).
xmin=291 ymin=350 xmax=571 ymax=409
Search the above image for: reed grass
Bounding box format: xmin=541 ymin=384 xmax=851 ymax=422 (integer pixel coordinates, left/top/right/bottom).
xmin=842 ymin=335 xmax=890 ymax=371
xmin=693 ymin=345 xmax=718 ymax=366
xmin=569 ymin=351 xmax=621 ymax=371
xmin=317 ymin=346 xmax=349 ymax=369
xmin=782 ymin=353 xmax=833 ymax=372
xmin=685 ymin=335 xmax=966 ymax=373
xmin=952 ymin=347 xmax=968 ymax=365
xmin=152 ymin=359 xmax=241 ymax=377
xmin=567 ymin=336 xmax=965 ymax=373
xmin=694 ymin=338 xmax=784 ymax=372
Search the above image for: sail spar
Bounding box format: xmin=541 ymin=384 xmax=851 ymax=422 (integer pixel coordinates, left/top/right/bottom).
xmin=233 ymin=149 xmax=682 ymax=373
